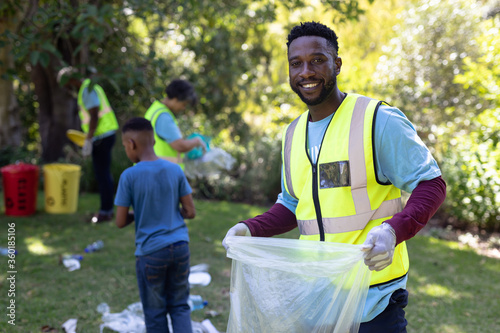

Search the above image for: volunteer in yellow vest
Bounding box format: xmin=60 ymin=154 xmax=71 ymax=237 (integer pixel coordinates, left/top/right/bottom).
xmin=144 ymin=79 xmax=205 ymax=170
xmin=222 ymin=22 xmax=447 ymax=332
xmin=57 ymin=66 xmax=119 ymax=223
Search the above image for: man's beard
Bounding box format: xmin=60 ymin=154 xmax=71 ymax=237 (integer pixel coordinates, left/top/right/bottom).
xmin=291 ymin=76 xmax=336 ymax=106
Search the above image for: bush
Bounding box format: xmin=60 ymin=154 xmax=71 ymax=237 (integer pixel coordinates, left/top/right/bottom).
xmin=440 ymin=126 xmax=500 ymax=231
xmin=189 ymin=136 xmax=282 ymax=206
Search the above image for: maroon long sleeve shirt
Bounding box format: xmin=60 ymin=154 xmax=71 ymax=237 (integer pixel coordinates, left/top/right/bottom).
xmin=242 ymin=176 xmax=446 ymax=245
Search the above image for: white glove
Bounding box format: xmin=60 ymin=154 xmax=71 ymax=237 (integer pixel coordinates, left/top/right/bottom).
xmin=222 ymin=223 xmax=251 ymax=250
xmin=82 ymin=139 xmax=93 ymax=157
xmin=361 ymin=223 xmax=396 ymax=271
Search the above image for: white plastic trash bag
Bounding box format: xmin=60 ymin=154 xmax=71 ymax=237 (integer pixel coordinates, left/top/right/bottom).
xmin=225 ymin=236 xmax=371 ymax=333
xmin=97 ymin=302 xmax=146 ymax=333
xmin=184 ymin=147 xmax=236 ymax=179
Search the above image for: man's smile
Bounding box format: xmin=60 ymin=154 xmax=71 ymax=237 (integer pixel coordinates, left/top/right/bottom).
xmin=299 ymin=81 xmax=321 ymax=91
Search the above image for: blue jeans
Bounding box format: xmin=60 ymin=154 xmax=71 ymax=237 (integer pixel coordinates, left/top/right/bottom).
xmin=136 ymin=241 xmax=192 ymax=333
xmin=91 ymin=134 xmax=115 ymax=213
xmin=359 ymin=289 xmax=408 ymax=333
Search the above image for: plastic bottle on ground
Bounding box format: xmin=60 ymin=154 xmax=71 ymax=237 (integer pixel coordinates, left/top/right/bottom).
xmin=188 ymin=295 xmax=208 ymax=311
xmin=84 ymin=240 xmax=104 ymax=253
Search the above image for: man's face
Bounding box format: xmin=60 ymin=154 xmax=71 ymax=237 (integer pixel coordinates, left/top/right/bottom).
xmin=170 ymin=98 xmax=189 ymax=113
xmin=288 ymin=36 xmax=340 ymax=106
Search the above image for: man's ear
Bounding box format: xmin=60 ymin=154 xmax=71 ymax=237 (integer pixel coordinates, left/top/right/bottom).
xmin=335 ymin=57 xmax=342 ymax=75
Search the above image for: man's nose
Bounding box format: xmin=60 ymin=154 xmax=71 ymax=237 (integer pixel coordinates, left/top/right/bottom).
xmin=299 ymin=63 xmax=315 ymax=78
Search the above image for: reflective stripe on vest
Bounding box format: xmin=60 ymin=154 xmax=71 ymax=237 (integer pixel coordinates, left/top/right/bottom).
xmin=282 ymin=94 xmax=409 ymax=285
xmin=77 ymin=79 xmax=118 ymax=136
xmin=144 ymin=101 xmax=184 ymax=169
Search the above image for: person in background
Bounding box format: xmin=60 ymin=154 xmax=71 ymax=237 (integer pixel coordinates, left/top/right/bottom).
xmin=222 ymin=21 xmax=446 ymax=332
xmin=144 ymin=79 xmax=205 ymax=170
xmin=58 ymin=66 xmax=118 ymax=223
xmin=114 ymin=117 xmax=196 ymax=332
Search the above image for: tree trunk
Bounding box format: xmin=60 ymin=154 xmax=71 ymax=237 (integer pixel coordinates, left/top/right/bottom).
xmin=0 ymin=5 xmax=23 ymax=149
xmin=31 ymin=62 xmax=79 ymax=162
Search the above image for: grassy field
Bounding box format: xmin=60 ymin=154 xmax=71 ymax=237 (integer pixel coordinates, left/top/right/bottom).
xmin=0 ymin=191 xmax=499 ymax=332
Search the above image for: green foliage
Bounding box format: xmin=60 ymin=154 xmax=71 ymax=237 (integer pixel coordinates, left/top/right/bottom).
xmin=439 ymin=16 xmax=500 ymax=230
xmin=374 ymin=0 xmax=486 ymax=131
xmin=440 ymin=116 xmax=500 ymax=230
xmin=189 ymin=135 xmax=283 ymax=205
xmin=372 ymin=0 xmax=500 ymax=231
xmin=0 ymin=146 xmax=40 ymax=169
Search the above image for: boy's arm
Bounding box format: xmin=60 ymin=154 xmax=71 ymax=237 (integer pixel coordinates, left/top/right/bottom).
xmin=180 ymin=193 xmax=196 ymax=219
xmin=115 ymin=206 xmax=134 ymax=228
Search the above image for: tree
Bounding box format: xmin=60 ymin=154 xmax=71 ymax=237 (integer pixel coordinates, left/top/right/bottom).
xmin=1 ymin=0 xmax=376 ymax=164
xmin=373 ymin=0 xmax=486 ymax=135
xmin=374 ymin=0 xmax=500 ymax=229
xmin=441 ymin=13 xmax=500 ymax=230
xmin=0 ymin=2 xmax=24 ymax=149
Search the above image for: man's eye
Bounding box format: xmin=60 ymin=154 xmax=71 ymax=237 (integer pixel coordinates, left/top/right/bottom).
xmin=290 ymin=61 xmax=300 ymax=67
xmin=313 ymin=58 xmax=323 ymax=63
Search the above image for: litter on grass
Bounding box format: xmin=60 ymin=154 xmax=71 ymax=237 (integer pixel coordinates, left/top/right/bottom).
xmin=62 ymin=258 xmax=80 ymax=272
xmin=61 ymin=318 xmax=77 ymax=333
xmin=189 ymin=263 xmax=212 ymax=287
xmin=97 ymin=263 xmax=217 ymax=333
xmin=97 ymin=302 xmax=220 ymax=333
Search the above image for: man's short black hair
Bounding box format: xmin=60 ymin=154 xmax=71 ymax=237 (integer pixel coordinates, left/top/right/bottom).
xmin=122 ymin=117 xmax=153 ymax=133
xmin=165 ymin=79 xmax=198 ymax=106
xmin=286 ymin=21 xmax=339 ymax=54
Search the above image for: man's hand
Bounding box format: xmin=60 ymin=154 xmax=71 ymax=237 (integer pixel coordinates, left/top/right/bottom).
xmin=222 ymin=223 xmax=251 ymax=250
xmin=361 ymin=223 xmax=396 ymax=271
xmin=197 ymin=137 xmax=207 ymax=152
xmin=82 ymin=139 xmax=93 ymax=157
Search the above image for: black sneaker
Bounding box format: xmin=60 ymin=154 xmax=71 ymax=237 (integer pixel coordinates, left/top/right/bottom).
xmin=91 ymin=213 xmax=113 ymax=224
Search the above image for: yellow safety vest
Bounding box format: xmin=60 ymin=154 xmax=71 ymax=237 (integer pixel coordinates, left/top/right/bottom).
xmin=77 ymin=79 xmax=118 ymax=136
xmin=282 ymin=93 xmax=409 ymax=286
xmin=144 ymin=100 xmax=184 ymax=169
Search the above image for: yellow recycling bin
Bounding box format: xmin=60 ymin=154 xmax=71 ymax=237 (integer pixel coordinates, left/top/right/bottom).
xmin=43 ymin=164 xmax=81 ymax=214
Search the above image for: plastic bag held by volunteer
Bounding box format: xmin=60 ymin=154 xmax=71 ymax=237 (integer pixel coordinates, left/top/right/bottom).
xmin=225 ymin=237 xmax=371 ymax=333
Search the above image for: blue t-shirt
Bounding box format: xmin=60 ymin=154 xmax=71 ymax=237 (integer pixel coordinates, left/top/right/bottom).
xmin=155 ymin=113 xmax=182 ymax=143
xmin=277 ymin=103 xmax=441 ymax=322
xmin=82 ymin=87 xmax=100 ymax=110
xmin=114 ymin=159 xmax=192 ymax=256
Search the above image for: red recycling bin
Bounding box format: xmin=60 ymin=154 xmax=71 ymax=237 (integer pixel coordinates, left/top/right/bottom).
xmin=1 ymin=163 xmax=39 ymax=216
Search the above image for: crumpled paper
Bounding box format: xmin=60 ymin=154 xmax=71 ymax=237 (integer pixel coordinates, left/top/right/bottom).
xmin=62 ymin=258 xmax=81 ymax=272
xmin=62 ymin=318 xmax=77 ymax=333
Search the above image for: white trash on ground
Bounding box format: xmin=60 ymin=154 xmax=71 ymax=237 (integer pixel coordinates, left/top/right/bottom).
xmin=62 ymin=258 xmax=81 ymax=272
xmin=61 ymin=318 xmax=77 ymax=333
xmin=189 ymin=263 xmax=212 ymax=287
xmin=97 ymin=302 xmax=145 ymax=333
xmin=97 ymin=264 xmax=218 ymax=333
xmin=97 ymin=302 xmax=220 ymax=333
xmin=225 ymin=236 xmax=371 ymax=333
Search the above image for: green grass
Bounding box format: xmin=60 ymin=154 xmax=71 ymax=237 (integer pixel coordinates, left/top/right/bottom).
xmin=0 ymin=191 xmax=499 ymax=332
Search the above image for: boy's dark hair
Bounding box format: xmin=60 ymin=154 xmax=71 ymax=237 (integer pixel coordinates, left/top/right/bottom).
xmin=286 ymin=21 xmax=339 ymax=54
xmin=122 ymin=117 xmax=153 ymax=133
xmin=165 ymin=79 xmax=198 ymax=107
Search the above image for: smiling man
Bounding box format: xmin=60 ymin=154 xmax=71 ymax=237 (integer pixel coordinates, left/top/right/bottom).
xmin=223 ymin=21 xmax=446 ymax=332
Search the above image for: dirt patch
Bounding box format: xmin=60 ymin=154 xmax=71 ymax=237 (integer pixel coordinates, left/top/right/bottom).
xmin=419 ymin=218 xmax=500 ymax=259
